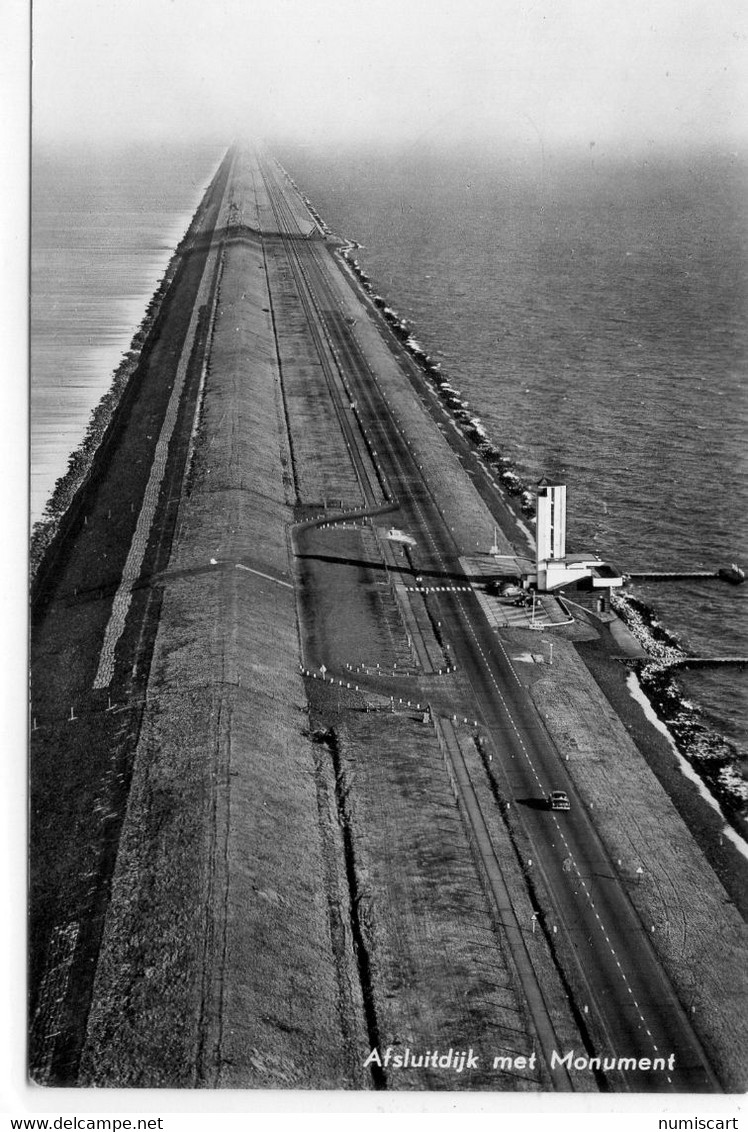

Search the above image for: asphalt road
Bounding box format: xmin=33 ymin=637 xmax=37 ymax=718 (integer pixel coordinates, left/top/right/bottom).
xmin=258 ymin=154 xmax=720 ymax=1093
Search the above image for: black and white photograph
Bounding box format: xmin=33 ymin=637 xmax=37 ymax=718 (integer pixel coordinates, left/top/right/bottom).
xmin=11 ymin=0 xmax=748 ymax=1120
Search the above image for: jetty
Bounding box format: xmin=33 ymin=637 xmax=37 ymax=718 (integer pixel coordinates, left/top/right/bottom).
xmin=625 ymin=568 xmax=745 ymax=585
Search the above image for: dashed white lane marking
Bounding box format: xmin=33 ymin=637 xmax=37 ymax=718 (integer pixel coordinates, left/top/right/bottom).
xmin=481 ymin=615 xmax=663 ymax=1041
xmin=318 ymin=260 xmax=671 ymax=1086
xmin=475 ymin=625 xmax=666 ymax=1068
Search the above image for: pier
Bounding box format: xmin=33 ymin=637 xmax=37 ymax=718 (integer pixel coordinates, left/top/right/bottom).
xmin=625 ymin=566 xmax=745 ymax=585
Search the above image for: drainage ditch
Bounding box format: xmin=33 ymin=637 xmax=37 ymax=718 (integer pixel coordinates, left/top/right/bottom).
xmin=311 ymin=724 xmax=387 ymax=1090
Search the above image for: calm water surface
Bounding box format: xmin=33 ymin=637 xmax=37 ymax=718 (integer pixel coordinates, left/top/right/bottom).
xmin=31 ymin=141 xmax=224 ymax=522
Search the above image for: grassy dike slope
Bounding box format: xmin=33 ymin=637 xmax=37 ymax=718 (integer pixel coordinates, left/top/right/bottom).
xmin=79 ymin=165 xmax=363 ymax=1088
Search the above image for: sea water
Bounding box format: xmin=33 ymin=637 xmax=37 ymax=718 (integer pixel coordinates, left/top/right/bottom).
xmin=31 ymin=140 xmax=224 ymax=523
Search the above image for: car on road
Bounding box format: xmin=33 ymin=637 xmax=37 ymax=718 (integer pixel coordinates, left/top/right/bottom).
xmin=547 ymin=790 xmax=571 ymax=812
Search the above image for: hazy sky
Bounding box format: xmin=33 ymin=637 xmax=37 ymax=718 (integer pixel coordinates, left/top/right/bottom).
xmin=32 ymin=0 xmax=748 ymax=153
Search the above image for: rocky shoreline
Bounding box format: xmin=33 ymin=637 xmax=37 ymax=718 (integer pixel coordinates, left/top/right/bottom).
xmin=611 ymin=590 xmax=748 ymax=832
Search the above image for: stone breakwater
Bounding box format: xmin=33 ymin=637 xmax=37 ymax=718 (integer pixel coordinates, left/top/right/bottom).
xmin=277 ymin=164 xmax=333 ymax=237
xmin=612 ymin=590 xmax=748 ymax=826
xmin=338 ymin=245 xmax=536 ymax=517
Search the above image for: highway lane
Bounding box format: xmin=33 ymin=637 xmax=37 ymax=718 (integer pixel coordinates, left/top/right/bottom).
xmin=329 ymin=276 xmax=717 ymax=1091
xmin=254 ymin=159 xmax=388 ymax=512
xmin=336 ymin=302 xmax=717 ymax=1089
xmin=258 ymin=161 xmax=573 ymax=1077
xmin=257 ymin=155 xmax=719 ymax=1092
xmin=321 ymin=292 xmax=713 ymax=1090
xmin=444 ymin=600 xmax=715 ymax=1089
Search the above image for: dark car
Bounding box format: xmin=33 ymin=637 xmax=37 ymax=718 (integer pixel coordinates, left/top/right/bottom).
xmin=547 ymin=790 xmax=571 ymax=812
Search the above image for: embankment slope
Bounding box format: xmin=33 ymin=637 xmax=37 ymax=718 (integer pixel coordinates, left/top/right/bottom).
xmin=79 ymin=165 xmax=365 ymax=1087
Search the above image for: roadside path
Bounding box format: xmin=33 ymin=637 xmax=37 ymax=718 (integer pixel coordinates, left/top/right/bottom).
xmin=93 ymin=162 xmax=233 ymax=688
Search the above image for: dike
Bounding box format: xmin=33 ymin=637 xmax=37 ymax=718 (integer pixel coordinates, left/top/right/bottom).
xmin=77 ymin=150 xmax=362 ymax=1088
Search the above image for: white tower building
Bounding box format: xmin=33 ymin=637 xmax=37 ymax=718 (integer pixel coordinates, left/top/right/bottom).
xmin=534 ymin=478 xmax=623 ymax=593
xmin=536 ymin=479 xmax=566 ymax=565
